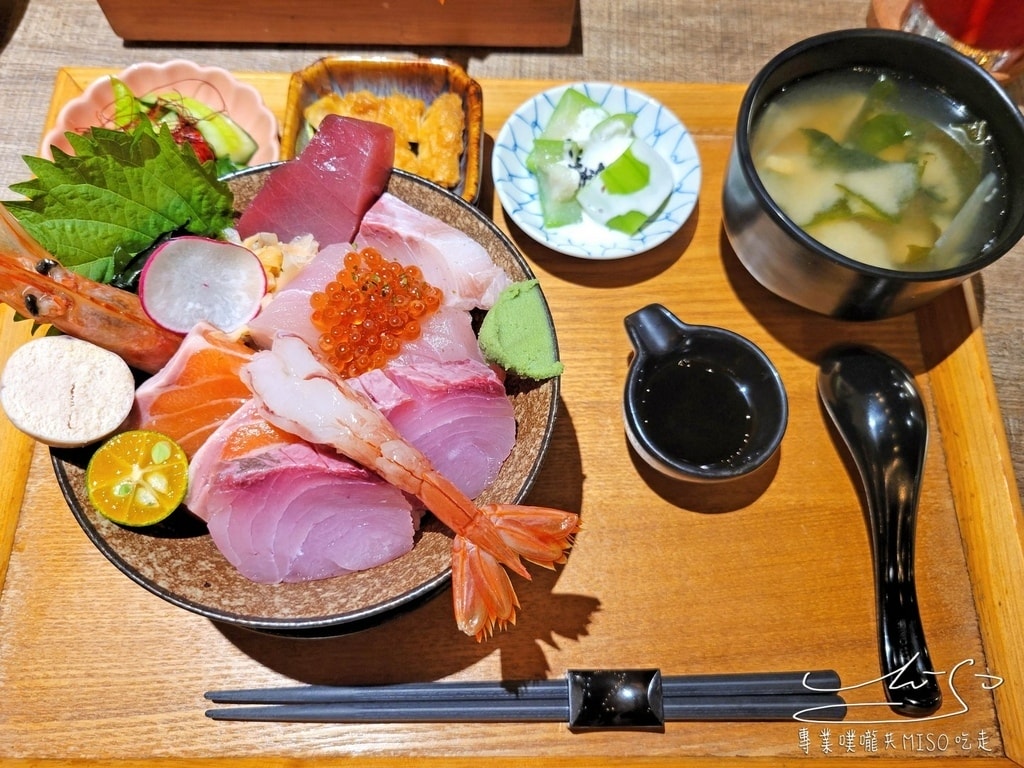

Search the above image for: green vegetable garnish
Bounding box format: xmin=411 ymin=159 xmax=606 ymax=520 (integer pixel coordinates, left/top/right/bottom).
xmin=848 ymin=112 xmax=914 ymax=155
xmin=4 ymin=121 xmax=234 ymax=284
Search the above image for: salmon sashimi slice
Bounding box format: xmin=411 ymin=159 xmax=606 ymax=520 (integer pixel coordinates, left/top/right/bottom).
xmin=129 ymin=322 xmax=254 ymax=458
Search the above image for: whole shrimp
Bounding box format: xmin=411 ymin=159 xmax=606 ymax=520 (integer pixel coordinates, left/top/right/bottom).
xmin=242 ymin=333 xmax=580 ymax=641
xmin=0 ymin=206 xmax=182 ymax=373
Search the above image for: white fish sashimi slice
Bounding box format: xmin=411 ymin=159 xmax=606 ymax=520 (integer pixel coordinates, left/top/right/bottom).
xmin=388 ymin=306 xmax=484 ymax=365
xmin=356 ymin=192 xmax=511 ymax=310
xmin=248 ymin=248 xmax=486 ymax=366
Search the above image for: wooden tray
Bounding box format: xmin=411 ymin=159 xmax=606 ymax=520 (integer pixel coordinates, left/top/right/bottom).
xmin=1 ymin=68 xmax=1023 ymax=766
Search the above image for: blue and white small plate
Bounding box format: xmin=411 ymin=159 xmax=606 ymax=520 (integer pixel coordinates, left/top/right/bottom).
xmin=492 ymin=82 xmax=701 ymax=259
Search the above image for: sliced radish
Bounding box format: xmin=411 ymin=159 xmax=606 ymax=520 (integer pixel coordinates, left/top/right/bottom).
xmin=139 ymin=236 xmax=267 ymax=334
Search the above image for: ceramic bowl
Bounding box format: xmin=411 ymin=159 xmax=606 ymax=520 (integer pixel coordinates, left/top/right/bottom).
xmin=280 ymin=56 xmax=483 ymax=203
xmin=492 ymin=82 xmax=701 ymax=259
xmin=50 ymin=166 xmax=559 ymax=636
xmin=722 ymin=29 xmax=1024 ymax=320
xmin=623 ymin=304 xmax=787 ymax=482
xmin=40 ymin=59 xmax=280 ymax=165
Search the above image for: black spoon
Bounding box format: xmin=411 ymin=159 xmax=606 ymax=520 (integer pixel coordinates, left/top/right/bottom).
xmin=817 ymin=345 xmax=942 ymax=717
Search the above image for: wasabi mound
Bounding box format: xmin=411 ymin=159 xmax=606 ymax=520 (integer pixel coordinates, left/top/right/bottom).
xmin=478 ymin=279 xmax=563 ymax=380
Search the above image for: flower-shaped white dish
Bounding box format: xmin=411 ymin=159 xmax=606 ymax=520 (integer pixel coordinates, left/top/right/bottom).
xmin=492 ymin=83 xmax=701 ymax=259
xmin=40 ymin=59 xmax=280 ymax=165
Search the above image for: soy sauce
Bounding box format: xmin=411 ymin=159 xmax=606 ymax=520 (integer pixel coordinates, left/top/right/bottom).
xmin=637 ymin=355 xmax=754 ymax=467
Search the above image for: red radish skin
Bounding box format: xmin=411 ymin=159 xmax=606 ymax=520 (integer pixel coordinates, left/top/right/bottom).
xmin=138 ymin=236 xmax=267 ymax=334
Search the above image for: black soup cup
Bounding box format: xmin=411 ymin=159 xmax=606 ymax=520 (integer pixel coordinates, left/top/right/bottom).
xmin=723 ymin=29 xmax=1024 ymax=320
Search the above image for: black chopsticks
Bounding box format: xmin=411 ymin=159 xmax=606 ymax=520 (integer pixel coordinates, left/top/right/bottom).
xmin=205 ymin=669 xmax=847 ymax=728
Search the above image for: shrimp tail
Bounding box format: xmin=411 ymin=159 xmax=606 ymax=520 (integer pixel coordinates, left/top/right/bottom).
xmin=0 ymin=206 xmax=182 ymax=373
xmin=451 ymin=503 xmax=580 ymax=641
xmin=452 ymin=536 xmax=519 ymax=641
xmin=485 ymin=503 xmax=580 ymax=568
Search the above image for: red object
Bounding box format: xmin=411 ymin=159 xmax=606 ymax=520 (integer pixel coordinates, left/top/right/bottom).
xmin=920 ymin=0 xmax=1024 ymax=50
xmin=237 ymin=114 xmax=395 ymax=246
xmin=171 ymin=122 xmax=216 ymax=165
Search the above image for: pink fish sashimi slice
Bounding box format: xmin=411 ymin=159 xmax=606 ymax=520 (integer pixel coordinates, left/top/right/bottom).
xmin=388 ymin=307 xmax=484 ymax=366
xmin=207 ymin=454 xmax=417 ymax=583
xmin=356 ymin=192 xmax=511 ymax=311
xmin=247 ymin=240 xmax=485 ymax=364
xmin=245 ymin=242 xmax=349 ymax=351
xmin=353 ymin=359 xmax=515 ymax=499
xmin=188 ymin=400 xmax=417 ymax=584
xmin=237 ymin=115 xmax=395 ymax=247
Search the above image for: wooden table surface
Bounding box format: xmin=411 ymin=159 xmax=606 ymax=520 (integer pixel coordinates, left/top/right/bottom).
xmin=1 ymin=66 xmax=1023 ymax=766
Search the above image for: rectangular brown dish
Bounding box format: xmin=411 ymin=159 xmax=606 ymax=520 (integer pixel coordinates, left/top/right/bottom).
xmin=0 ymin=68 xmax=1022 ymax=766
xmin=280 ymin=56 xmax=484 ymax=203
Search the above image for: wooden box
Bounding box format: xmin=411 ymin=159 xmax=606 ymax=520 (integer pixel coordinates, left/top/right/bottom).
xmin=94 ymin=0 xmax=578 ymax=47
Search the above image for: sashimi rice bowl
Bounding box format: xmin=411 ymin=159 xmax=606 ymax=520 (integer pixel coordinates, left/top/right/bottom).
xmin=13 ymin=114 xmax=568 ymax=638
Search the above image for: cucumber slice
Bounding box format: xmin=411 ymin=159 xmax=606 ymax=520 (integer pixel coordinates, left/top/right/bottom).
xmin=589 ymin=112 xmax=636 ymax=142
xmin=579 ymin=113 xmax=636 ymax=171
xmin=540 ymin=88 xmax=609 ymax=142
xmin=526 ymin=137 xmax=570 ymax=173
xmin=109 ymin=77 xmax=143 ymax=129
xmin=528 ymin=138 xmax=583 ymax=228
xmin=526 ymin=88 xmax=674 ymax=234
xmin=144 ymin=93 xmax=258 ymax=164
xmin=577 ymin=138 xmax=673 ymax=234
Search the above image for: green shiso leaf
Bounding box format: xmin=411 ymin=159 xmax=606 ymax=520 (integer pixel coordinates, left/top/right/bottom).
xmin=4 ymin=121 xmax=234 ymax=283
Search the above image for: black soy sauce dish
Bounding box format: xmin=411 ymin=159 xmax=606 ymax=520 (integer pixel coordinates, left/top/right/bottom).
xmin=623 ymin=304 xmax=788 ymax=482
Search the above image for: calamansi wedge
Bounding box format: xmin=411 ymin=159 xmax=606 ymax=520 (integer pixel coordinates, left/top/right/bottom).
xmin=85 ymin=430 xmax=189 ymax=527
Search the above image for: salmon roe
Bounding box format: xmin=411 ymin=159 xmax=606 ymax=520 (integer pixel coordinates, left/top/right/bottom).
xmin=310 ymin=247 xmax=443 ymax=378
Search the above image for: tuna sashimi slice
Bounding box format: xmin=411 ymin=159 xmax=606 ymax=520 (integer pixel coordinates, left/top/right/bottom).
xmin=356 ymin=193 xmax=511 ymax=310
xmin=188 ymin=400 xmax=416 ymax=584
xmin=353 ymin=359 xmax=515 ymax=499
xmin=129 ymin=322 xmax=253 ymax=458
xmin=237 ymin=115 xmax=395 ymax=246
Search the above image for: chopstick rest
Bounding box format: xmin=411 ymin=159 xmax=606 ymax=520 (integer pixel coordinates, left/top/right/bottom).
xmin=204 ymin=668 xmax=847 ymax=728
xmin=568 ymin=669 xmax=664 ymax=729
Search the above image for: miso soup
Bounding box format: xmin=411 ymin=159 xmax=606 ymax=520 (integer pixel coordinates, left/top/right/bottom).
xmin=751 ymin=68 xmax=1008 ymax=272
